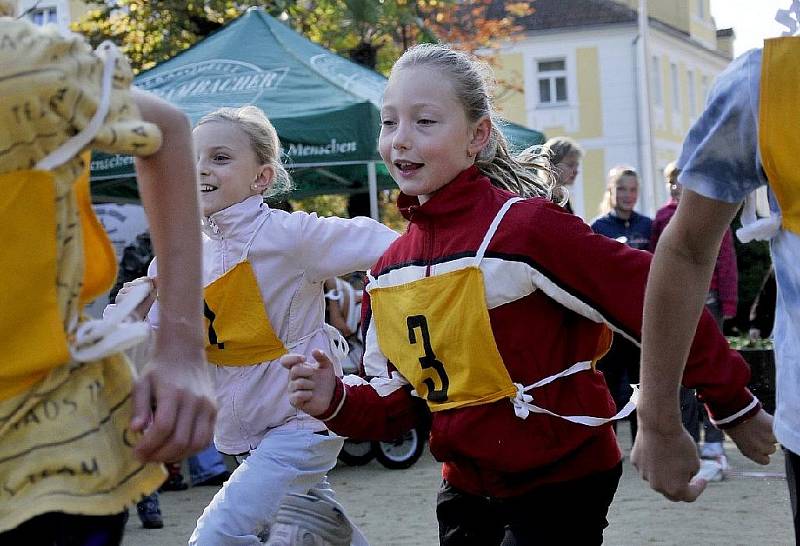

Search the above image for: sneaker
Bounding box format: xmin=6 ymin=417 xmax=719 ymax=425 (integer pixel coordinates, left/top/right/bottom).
xmin=160 ymin=462 xmax=189 ymax=491
xmin=193 ymin=471 xmax=231 ymax=487
xmin=695 ymin=458 xmax=724 ymax=483
xmin=264 ymin=493 xmax=352 ymax=546
xmin=136 ymin=493 xmax=164 ymax=529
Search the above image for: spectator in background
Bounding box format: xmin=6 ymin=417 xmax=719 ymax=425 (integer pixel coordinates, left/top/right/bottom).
xmin=590 ymin=166 xmax=652 ymax=443
xmin=542 ymin=136 xmax=583 ymax=214
xmin=650 ymin=162 xmax=738 ymax=477
xmin=750 ymin=265 xmax=777 ymax=341
xmin=592 ymin=166 xmax=652 ymax=250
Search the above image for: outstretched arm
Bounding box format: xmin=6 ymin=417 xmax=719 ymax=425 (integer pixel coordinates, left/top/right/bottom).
xmin=129 ymin=90 xmax=216 ymax=463
xmin=632 ymin=189 xmax=776 ymax=502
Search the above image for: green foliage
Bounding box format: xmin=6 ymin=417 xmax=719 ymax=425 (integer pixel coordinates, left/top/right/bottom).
xmin=73 ymin=1 xmax=534 ymax=74
xmin=727 ymin=336 xmax=774 ymax=351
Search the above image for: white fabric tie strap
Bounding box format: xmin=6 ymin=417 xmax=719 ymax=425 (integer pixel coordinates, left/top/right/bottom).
xmin=70 ymin=280 xmax=152 ymax=362
xmin=736 ymin=189 xmax=782 ymax=243
xmin=510 ymin=360 xmax=639 ymax=426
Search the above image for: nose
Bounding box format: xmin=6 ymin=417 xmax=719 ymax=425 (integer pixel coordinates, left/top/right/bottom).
xmin=196 ymin=157 xmax=210 ymax=177
xmin=392 ymin=122 xmax=411 ymax=151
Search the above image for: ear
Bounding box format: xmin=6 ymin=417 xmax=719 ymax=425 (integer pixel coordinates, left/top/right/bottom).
xmin=254 ymin=164 xmax=276 ymax=193
xmin=467 ymin=116 xmax=492 ymax=158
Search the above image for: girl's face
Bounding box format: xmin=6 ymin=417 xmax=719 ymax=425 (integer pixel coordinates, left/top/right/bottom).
xmin=379 ymin=66 xmax=489 ymax=204
xmin=555 ymin=152 xmax=580 ymax=186
xmin=611 ymin=175 xmax=639 ymax=213
xmin=194 ymin=121 xmax=273 ymax=216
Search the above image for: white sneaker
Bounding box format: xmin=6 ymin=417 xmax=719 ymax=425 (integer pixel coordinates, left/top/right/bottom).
xmin=265 ymin=493 xmax=352 ymax=546
xmin=695 ymin=458 xmax=724 ymax=482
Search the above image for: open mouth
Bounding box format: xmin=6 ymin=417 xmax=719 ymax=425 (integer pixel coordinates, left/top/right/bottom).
xmin=394 ymin=160 xmax=424 ymax=175
xmin=200 ymin=184 xmax=218 ymax=193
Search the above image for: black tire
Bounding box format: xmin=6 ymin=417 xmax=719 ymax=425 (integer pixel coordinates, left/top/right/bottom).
xmin=374 ymin=427 xmax=426 ymax=470
xmin=337 ymin=439 xmax=375 ymax=466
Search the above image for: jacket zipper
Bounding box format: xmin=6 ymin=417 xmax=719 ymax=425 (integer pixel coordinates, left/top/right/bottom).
xmin=425 ymin=223 xmax=434 ymax=277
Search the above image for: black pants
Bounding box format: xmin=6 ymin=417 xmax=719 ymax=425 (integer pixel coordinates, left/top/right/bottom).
xmin=437 ymin=463 xmax=623 ymax=545
xmin=787 ymin=448 xmax=799 ymax=544
xmin=0 ymin=511 xmax=127 ymax=546
xmin=596 ymin=337 xmax=639 ymax=441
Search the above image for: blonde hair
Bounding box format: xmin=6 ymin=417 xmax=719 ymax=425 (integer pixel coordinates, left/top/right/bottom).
xmin=663 ymin=161 xmax=679 ymax=180
xmin=0 ymin=1 xmax=14 ymax=16
xmin=599 ymin=165 xmax=638 ymax=214
xmin=197 ymin=106 xmax=292 ymax=197
xmin=392 ymin=44 xmax=561 ymax=203
xmin=543 ymin=136 xmax=583 ymax=165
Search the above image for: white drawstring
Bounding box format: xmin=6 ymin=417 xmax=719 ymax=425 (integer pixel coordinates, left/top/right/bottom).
xmin=510 ymin=360 xmax=639 ymax=426
xmin=70 ymin=281 xmax=152 ymax=362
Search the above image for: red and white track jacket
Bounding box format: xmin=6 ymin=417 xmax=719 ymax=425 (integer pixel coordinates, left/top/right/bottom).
xmin=320 ymin=167 xmax=759 ymax=498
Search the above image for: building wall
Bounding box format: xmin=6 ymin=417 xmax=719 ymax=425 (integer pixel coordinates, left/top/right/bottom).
xmin=13 ymin=0 xmax=88 ymax=29
xmin=496 ymin=10 xmax=730 ymax=219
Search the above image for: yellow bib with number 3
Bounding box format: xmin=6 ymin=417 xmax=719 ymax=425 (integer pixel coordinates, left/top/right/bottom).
xmin=760 ymin=36 xmax=800 ymax=235
xmin=369 ymin=266 xmax=517 ymax=412
xmin=203 ymin=260 xmax=287 ymax=366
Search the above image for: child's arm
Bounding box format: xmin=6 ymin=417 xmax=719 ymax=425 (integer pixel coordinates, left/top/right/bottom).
xmin=282 ymin=347 xmax=425 ymax=441
xmin=128 ymin=89 xmax=216 ymax=463
xmin=633 ymin=189 xmax=775 ymax=501
xmin=295 ymin=215 xmax=398 ymax=283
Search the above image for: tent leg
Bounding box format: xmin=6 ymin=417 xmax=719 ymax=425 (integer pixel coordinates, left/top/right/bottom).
xmin=367 ymin=162 xmax=379 ymax=221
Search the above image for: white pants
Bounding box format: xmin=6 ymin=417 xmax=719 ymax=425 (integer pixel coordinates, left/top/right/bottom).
xmin=189 ymin=425 xmax=362 ymax=546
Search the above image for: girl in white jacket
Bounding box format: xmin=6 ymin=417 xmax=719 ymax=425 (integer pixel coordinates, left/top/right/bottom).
xmin=146 ymin=106 xmax=397 ymax=545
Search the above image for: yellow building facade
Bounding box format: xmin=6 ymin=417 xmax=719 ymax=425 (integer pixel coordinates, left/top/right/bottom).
xmin=493 ymin=0 xmax=734 ymax=219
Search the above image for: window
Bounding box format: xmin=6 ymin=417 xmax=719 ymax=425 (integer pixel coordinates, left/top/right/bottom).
xmin=537 ymin=59 xmax=568 ymax=105
xmin=670 ymin=63 xmax=680 ymax=113
xmin=651 ymin=56 xmax=662 ymax=106
xmin=697 ymin=0 xmax=705 ymax=19
xmin=30 ymin=6 xmax=58 ymax=26
xmin=687 ymin=70 xmax=696 ymax=116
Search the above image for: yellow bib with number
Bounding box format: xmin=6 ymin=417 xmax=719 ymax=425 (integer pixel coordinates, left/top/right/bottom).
xmin=0 ymin=153 xmax=117 ymax=400
xmin=202 ymin=213 xmax=287 ymax=366
xmin=370 ymin=266 xmax=517 ymax=412
xmin=760 ymin=36 xmax=800 ymax=235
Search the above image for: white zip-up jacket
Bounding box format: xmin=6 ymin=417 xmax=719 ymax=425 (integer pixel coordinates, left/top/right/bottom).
xmin=149 ymin=195 xmax=398 ymax=454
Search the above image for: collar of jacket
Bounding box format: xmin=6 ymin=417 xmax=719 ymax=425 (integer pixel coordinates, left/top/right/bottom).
xmin=202 ymin=194 xmax=267 ymax=240
xmin=397 ymin=165 xmax=490 ymax=224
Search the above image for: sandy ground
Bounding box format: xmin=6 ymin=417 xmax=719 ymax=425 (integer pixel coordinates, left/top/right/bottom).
xmin=122 ymin=427 xmax=794 ymax=545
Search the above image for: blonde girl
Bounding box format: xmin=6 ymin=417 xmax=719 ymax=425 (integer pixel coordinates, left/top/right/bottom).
xmin=146 ymin=106 xmax=397 ymax=545
xmin=592 ymin=166 xmax=652 ymax=250
xmin=281 ymin=44 xmax=760 ymax=545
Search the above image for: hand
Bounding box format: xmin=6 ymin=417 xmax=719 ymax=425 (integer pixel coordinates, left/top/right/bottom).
xmin=726 ymin=409 xmax=777 ymax=464
xmin=631 ymin=423 xmax=707 ymax=502
xmin=130 ymin=346 xmax=216 ymax=462
xmin=115 ymin=277 xmax=157 ymax=320
xmin=281 ymin=349 xmax=337 ymax=417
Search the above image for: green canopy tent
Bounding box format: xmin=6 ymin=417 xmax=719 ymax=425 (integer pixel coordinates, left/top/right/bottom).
xmin=91 ymin=7 xmax=545 ymax=216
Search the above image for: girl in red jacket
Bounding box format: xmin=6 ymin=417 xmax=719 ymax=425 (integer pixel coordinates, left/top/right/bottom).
xmin=282 ymin=44 xmax=768 ymax=545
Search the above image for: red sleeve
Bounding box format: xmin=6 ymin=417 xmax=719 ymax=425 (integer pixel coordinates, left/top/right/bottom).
xmin=514 ymin=200 xmax=758 ymax=425
xmin=714 ymin=228 xmax=739 ymax=318
xmin=319 ymin=378 xmax=428 ymax=441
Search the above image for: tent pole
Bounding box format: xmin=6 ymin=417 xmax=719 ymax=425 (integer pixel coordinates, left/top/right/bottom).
xmin=367 ymin=161 xmax=379 ymax=220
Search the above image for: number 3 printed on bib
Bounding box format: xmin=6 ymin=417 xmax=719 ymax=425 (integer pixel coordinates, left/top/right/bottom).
xmin=407 ymin=315 xmax=449 ymax=403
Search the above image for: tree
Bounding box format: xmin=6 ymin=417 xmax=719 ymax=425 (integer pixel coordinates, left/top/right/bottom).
xmin=74 ymin=1 xmax=535 ymax=74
